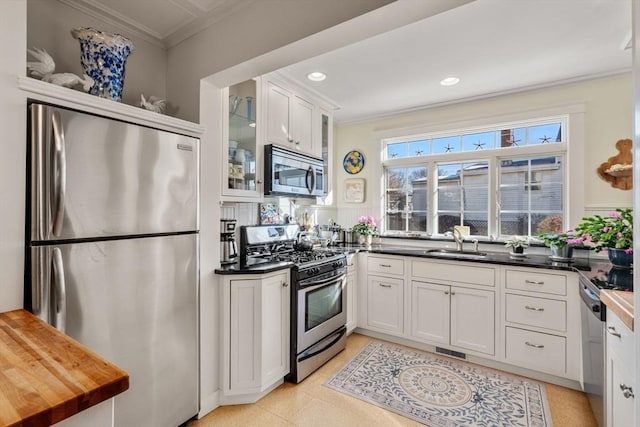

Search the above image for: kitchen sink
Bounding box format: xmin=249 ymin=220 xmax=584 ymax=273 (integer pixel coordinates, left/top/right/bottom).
xmin=424 ymin=249 xmax=488 ymax=259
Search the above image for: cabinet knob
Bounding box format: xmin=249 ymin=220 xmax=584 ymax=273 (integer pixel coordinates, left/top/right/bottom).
xmin=450 ymin=291 xmax=455 ymax=295
xmin=607 ymin=326 xmax=622 ymax=338
xmin=282 ymin=282 xmax=288 ymax=287
xmin=256 ymin=179 xmax=263 ymax=184
xmin=620 ymin=384 xmax=635 ymax=399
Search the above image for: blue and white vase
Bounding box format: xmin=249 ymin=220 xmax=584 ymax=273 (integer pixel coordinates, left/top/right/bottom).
xmin=71 ymin=27 xmax=134 ymax=102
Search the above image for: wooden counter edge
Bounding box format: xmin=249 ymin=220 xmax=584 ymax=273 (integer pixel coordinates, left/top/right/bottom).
xmin=0 ymin=309 xmax=129 ymax=426
xmin=601 ymin=290 xmax=634 ymax=331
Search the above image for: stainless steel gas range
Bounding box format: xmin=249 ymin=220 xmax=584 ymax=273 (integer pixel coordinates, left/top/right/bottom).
xmin=240 ymin=224 xmax=348 ymax=383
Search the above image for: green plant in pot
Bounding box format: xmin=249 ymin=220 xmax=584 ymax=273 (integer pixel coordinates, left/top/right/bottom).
xmin=537 ymin=231 xmax=578 ymax=260
xmin=352 ymin=216 xmax=377 ymax=246
xmin=504 ymin=236 xmax=528 ymax=254
xmin=573 ymin=208 xmax=633 ymax=267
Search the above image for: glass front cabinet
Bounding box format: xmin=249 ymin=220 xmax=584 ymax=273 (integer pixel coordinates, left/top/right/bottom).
xmin=222 ymin=78 xmax=263 ymax=200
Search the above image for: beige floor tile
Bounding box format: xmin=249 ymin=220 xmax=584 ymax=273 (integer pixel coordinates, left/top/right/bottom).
xmin=255 ymin=382 xmax=315 ymax=420
xmin=191 ymin=333 xmax=597 ymax=427
xmin=189 ymin=404 xmax=294 ymax=427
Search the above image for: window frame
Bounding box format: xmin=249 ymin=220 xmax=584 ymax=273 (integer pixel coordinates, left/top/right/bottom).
xmin=379 ymin=107 xmax=583 ymax=241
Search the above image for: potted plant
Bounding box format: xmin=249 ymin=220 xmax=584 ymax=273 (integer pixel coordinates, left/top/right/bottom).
xmin=352 ymin=216 xmax=377 ymax=246
xmin=504 ymin=236 xmax=528 ymax=254
xmin=537 ymin=231 xmax=579 ymax=260
xmin=573 ymin=208 xmax=633 ymax=267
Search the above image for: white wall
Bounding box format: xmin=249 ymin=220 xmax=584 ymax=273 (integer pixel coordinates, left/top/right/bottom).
xmin=333 ymin=74 xmax=633 ymax=230
xmin=0 ymin=1 xmax=27 ymax=312
xmin=27 ymin=0 xmax=167 ymax=110
xmin=166 ymin=0 xmax=446 ymax=122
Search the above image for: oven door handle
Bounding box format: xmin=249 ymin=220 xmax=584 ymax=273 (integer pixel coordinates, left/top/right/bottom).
xmin=298 ymin=328 xmax=346 ymax=362
xmin=299 ymin=271 xmax=346 ymax=289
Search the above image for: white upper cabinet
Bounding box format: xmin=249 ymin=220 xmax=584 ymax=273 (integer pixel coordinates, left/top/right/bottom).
xmin=263 ymin=76 xmax=320 ymax=157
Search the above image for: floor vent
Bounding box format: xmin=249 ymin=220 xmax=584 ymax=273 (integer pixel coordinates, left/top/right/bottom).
xmin=435 ymin=347 xmax=466 ymax=359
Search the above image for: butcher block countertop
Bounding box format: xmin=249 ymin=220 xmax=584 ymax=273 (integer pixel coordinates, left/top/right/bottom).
xmin=0 ymin=309 xmax=129 ymax=426
xmin=601 ymin=290 xmax=634 ymax=331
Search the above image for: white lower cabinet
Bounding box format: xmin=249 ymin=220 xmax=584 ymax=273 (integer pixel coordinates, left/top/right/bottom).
xmin=411 ymin=281 xmax=494 ymax=355
xmin=346 ymin=253 xmax=358 ymax=334
xmin=367 ymin=275 xmax=404 ymax=334
xmin=222 ymin=270 xmax=290 ymax=402
xmin=605 ymin=308 xmax=635 ymax=427
xmin=502 ymin=267 xmax=580 ymax=381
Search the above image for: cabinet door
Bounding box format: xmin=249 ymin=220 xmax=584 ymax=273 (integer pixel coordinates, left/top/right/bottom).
xmin=410 ymin=281 xmax=450 ymax=345
xmin=607 ymin=350 xmax=635 ymax=427
xmin=229 ymin=278 xmax=261 ymax=390
xmin=450 ymin=286 xmax=495 ymax=355
xmin=346 ymin=270 xmax=357 ymax=333
xmin=265 ymin=81 xmax=292 ymax=147
xmin=224 ymin=79 xmax=262 ymax=200
xmin=261 ymin=272 xmax=290 ymax=384
xmin=367 ymin=275 xmax=403 ymax=334
xmin=291 ymin=95 xmax=315 ymax=155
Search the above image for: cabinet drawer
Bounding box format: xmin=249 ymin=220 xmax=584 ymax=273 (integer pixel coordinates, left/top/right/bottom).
xmin=606 ymin=311 xmax=634 ymax=365
xmin=505 ymin=327 xmax=566 ymax=375
xmin=367 ymin=256 xmax=404 ymax=276
xmin=505 ymin=270 xmax=566 ymax=296
xmin=505 ymin=294 xmax=566 ymax=332
xmin=412 ymin=260 xmax=494 ymax=287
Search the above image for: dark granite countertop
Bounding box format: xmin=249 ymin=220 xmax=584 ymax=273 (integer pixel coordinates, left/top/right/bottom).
xmin=214 ymin=244 xmax=596 ymax=275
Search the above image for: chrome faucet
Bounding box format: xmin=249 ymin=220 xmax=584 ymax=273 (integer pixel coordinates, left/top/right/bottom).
xmin=452 ymin=228 xmax=464 ymax=252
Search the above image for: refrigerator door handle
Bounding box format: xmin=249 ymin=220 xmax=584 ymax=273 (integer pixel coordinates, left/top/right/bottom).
xmin=51 ymin=111 xmax=66 ymax=237
xmin=51 ymin=247 xmax=66 ymax=333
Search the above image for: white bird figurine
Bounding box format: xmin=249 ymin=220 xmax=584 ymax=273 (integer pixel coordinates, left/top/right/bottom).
xmin=26 ymin=47 xmax=94 ymax=92
xmin=140 ymin=94 xmax=167 ymax=114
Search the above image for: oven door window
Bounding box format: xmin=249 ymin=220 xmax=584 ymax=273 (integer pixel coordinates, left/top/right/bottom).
xmin=305 ymin=281 xmax=343 ymax=331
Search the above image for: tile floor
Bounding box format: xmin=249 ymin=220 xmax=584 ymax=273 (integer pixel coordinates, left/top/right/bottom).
xmin=189 ymin=333 xmax=597 ymax=427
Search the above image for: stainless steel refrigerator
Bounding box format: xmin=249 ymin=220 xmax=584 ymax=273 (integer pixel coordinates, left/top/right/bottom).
xmin=25 ymin=103 xmax=199 ymax=427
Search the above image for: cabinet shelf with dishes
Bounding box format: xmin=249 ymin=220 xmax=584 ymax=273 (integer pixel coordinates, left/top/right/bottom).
xmin=222 ymin=79 xmax=262 ymax=200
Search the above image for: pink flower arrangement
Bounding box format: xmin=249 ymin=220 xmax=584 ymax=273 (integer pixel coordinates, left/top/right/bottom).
xmin=352 ymin=216 xmax=377 ymax=235
xmin=573 ymin=208 xmax=633 ymax=253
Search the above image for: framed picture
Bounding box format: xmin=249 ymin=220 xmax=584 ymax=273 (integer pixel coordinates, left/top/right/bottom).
xmin=344 ymin=178 xmax=365 ymax=203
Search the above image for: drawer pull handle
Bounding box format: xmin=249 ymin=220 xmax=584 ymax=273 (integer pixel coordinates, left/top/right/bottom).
xmin=620 ymin=384 xmax=635 ymax=399
xmin=607 ymin=326 xmax=622 ymax=338
xmin=379 ymin=264 xmax=392 ymax=267
xmin=524 ymin=280 xmax=545 ymax=285
xmin=525 ymin=305 xmax=544 ymax=312
xmin=379 ymin=283 xmax=392 ymax=288
xmin=525 ymin=341 xmax=544 ymax=349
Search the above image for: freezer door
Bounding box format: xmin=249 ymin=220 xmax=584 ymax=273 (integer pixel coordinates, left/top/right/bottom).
xmin=29 ymin=103 xmax=199 ymax=241
xmin=31 ymin=234 xmax=199 ymax=427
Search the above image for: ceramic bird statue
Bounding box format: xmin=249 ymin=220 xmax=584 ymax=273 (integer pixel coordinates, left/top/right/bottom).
xmin=27 ymin=47 xmax=94 ymax=92
xmin=42 ymin=73 xmax=94 ymax=91
xmin=140 ymin=94 xmax=167 ymax=114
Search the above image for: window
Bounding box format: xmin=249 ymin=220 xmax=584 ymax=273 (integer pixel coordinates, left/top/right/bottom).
xmin=382 ymin=118 xmax=567 ymax=239
xmin=386 ymin=166 xmax=428 ymax=232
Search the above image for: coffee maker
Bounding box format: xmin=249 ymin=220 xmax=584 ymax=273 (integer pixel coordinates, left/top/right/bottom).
xmin=220 ymin=219 xmax=238 ymax=265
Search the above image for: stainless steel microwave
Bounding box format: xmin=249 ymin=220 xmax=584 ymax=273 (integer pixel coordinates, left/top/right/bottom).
xmin=264 ymin=144 xmax=325 ymax=198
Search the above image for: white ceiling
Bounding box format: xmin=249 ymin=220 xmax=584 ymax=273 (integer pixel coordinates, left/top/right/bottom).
xmin=64 ymin=0 xmax=632 ymax=123
xmin=279 ymin=0 xmax=632 ymax=123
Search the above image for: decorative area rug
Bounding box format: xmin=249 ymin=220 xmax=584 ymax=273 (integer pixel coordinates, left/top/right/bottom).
xmin=325 ymin=341 xmax=553 ymax=426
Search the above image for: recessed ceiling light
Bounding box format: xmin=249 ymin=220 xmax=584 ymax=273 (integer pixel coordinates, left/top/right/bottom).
xmin=440 ymin=77 xmax=460 ymax=86
xmin=307 ymin=72 xmax=326 ymax=82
